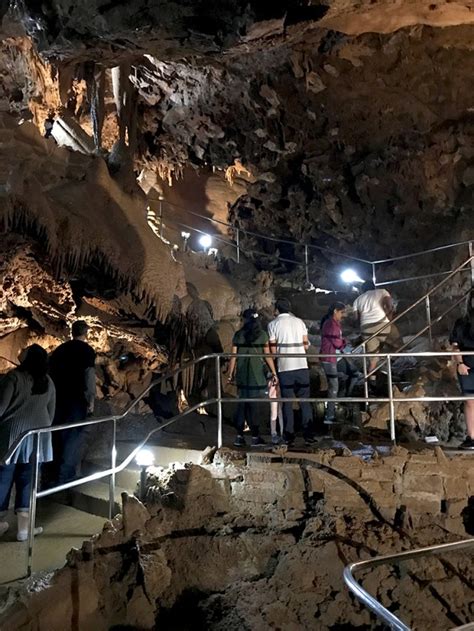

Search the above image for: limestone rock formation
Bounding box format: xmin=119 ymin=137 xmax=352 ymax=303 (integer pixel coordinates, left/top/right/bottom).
xmin=1 ymin=450 xmax=473 ymax=630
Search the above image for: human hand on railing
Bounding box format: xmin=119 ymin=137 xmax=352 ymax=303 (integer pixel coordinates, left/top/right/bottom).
xmin=457 ymin=363 xmax=470 ymax=376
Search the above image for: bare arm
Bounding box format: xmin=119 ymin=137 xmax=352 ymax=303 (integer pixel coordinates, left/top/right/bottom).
xmin=227 ymin=345 xmax=238 ymax=382
xmin=303 ymin=334 xmax=309 ymax=352
xmin=263 ymin=342 xmax=277 ymax=377
xmin=382 ymin=295 xmax=394 ymax=319
xmin=85 ymin=367 xmax=96 ymax=413
xmin=452 ymin=342 xmax=469 ymax=375
xmin=47 ymin=380 xmax=56 ymax=424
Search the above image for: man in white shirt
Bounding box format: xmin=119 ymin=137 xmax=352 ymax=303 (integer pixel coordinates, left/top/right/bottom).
xmin=268 ymin=298 xmax=314 ymax=446
xmin=353 ymin=281 xmax=395 ymax=374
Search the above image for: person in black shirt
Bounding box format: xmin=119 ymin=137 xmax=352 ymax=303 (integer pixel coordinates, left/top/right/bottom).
xmin=450 ymin=297 xmax=474 ymax=450
xmin=49 ymin=321 xmax=96 ymax=483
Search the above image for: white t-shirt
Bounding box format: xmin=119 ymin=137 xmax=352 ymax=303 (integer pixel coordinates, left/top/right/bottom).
xmin=268 ymin=313 xmax=308 ymax=373
xmin=353 ymin=289 xmax=391 ymax=326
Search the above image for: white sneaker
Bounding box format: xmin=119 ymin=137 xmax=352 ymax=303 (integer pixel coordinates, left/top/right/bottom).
xmin=0 ymin=521 xmax=9 ymax=537
xmin=17 ymin=527 xmax=43 ymax=542
xmin=16 ymin=512 xmax=43 ymax=541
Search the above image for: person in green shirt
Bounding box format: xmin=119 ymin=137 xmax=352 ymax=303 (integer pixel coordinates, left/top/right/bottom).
xmin=227 ymin=309 xmax=278 ymax=447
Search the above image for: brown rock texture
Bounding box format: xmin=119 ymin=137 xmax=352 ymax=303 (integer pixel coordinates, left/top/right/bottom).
xmin=1 ymin=449 xmax=472 ymax=630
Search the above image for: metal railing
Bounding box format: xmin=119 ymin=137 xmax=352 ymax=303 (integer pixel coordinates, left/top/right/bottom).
xmin=151 ymin=197 xmax=474 ymax=289
xmin=2 ymin=349 xmax=474 ymax=581
xmin=343 ymin=538 xmax=474 ymax=630
xmin=355 ymin=255 xmax=474 ymax=390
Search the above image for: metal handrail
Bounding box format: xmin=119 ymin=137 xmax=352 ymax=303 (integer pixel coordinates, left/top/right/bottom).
xmin=353 ymin=255 xmax=474 ymax=357
xmin=157 ymin=198 xmax=371 ymax=264
xmin=2 ymin=353 xmax=215 ymax=466
xmin=156 ymin=199 xmax=474 ymax=288
xmin=343 ymin=538 xmax=474 ymax=630
xmin=157 ymin=198 xmax=473 ymax=268
xmin=6 ymin=348 xmax=474 ymax=582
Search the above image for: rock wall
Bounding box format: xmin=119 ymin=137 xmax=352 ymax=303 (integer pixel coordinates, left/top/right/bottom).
xmin=2 ymin=447 xmax=473 ymax=630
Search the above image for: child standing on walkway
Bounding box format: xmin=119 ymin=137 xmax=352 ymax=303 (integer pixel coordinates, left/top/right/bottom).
xmin=268 ymin=376 xmax=284 ymax=444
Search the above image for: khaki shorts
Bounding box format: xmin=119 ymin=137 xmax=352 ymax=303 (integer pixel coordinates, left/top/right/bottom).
xmin=361 ymin=321 xmax=391 ymax=353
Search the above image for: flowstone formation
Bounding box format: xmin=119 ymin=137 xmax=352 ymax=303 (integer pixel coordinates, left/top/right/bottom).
xmin=1 ymin=449 xmax=473 ymax=630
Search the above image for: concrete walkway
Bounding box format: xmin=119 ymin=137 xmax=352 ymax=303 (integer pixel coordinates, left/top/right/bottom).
xmin=0 ymin=500 xmax=105 ymax=584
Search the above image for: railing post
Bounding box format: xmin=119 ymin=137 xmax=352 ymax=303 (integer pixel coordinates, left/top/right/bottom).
xmin=27 ymin=433 xmax=40 ymax=577
xmin=387 ymin=355 xmax=396 ymax=444
xmin=216 ymin=355 xmax=223 ymax=448
xmin=109 ymin=418 xmax=117 ymax=520
xmin=372 ymin=263 xmax=377 ymax=286
xmin=236 ymin=228 xmax=240 ymax=264
xmin=362 ymin=342 xmax=369 ymax=410
xmin=304 ymin=245 xmax=309 ymax=284
xmin=469 ymin=241 xmax=474 ymax=289
xmin=425 ymin=295 xmax=432 ymax=345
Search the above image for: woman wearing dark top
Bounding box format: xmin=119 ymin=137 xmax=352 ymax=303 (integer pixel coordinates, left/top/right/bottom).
xmin=227 ymin=309 xmax=278 ymax=447
xmin=0 ymin=345 xmax=56 ymax=540
xmin=320 ymin=303 xmax=346 ymax=423
xmin=450 ymin=300 xmax=474 ymax=450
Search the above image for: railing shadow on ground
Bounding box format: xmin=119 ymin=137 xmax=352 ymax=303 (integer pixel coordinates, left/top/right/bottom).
xmin=2 ymin=349 xmax=474 ymax=582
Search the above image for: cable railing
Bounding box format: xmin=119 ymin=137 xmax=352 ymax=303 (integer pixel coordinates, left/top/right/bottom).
xmin=343 ymin=538 xmax=474 ymax=630
xmin=150 ymin=197 xmax=474 ymax=289
xmin=2 ymin=349 xmax=474 ymax=581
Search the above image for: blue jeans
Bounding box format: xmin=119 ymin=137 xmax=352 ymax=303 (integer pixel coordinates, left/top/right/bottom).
xmin=278 ymin=368 xmax=313 ymax=436
xmin=0 ymin=463 xmax=33 ymax=513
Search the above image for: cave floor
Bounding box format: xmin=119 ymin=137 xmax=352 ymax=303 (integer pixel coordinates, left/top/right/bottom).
xmin=0 ymin=501 xmax=105 ymax=584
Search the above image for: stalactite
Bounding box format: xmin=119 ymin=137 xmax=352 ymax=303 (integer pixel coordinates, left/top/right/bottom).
xmin=85 ymin=62 xmax=106 ymax=151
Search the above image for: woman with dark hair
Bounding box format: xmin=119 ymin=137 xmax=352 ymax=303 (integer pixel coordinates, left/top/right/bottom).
xmin=0 ymin=344 xmax=55 ymax=541
xmin=320 ymin=302 xmax=346 ymax=423
xmin=450 ymin=295 xmax=474 ymax=450
xmin=227 ymin=309 xmax=278 ymax=447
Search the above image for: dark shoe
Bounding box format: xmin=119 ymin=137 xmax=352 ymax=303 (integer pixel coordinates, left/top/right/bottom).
xmin=459 ymin=437 xmax=474 ymax=450
xmin=233 ymin=435 xmax=246 ymax=447
xmin=251 ymin=436 xmax=266 ymax=448
xmin=282 ymin=433 xmax=295 ymax=447
xmin=323 ymin=417 xmax=336 ymax=425
xmin=304 ymin=434 xmax=317 ymax=445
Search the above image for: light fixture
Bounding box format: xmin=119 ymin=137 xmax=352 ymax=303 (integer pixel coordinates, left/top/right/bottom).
xmin=135 ymin=448 xmax=155 ymax=467
xmin=199 ymin=234 xmax=213 ymax=250
xmin=181 ymin=231 xmax=190 ymax=239
xmin=208 ymin=247 xmax=218 ymax=257
xmin=341 ymin=269 xmax=363 ymax=284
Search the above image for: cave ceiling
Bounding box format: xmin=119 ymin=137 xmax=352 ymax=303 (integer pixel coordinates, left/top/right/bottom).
xmin=0 ymin=0 xmax=473 ymax=261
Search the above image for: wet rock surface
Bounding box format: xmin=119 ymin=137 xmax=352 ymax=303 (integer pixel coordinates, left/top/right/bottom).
xmin=1 ymin=449 xmax=473 ymax=630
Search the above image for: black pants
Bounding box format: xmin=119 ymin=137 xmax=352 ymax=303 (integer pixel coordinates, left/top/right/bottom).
xmin=278 ymin=368 xmax=313 ymax=436
xmin=53 ymin=401 xmax=88 ymax=485
xmin=234 ymin=402 xmax=260 ymax=437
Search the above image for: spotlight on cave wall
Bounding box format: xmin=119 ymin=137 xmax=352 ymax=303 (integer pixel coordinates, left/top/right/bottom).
xmin=341 ymin=269 xmax=363 ymax=284
xmin=199 ymin=234 xmax=213 ymax=250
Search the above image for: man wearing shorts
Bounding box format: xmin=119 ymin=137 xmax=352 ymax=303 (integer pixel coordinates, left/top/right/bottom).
xmin=353 ymin=281 xmax=395 ymax=375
